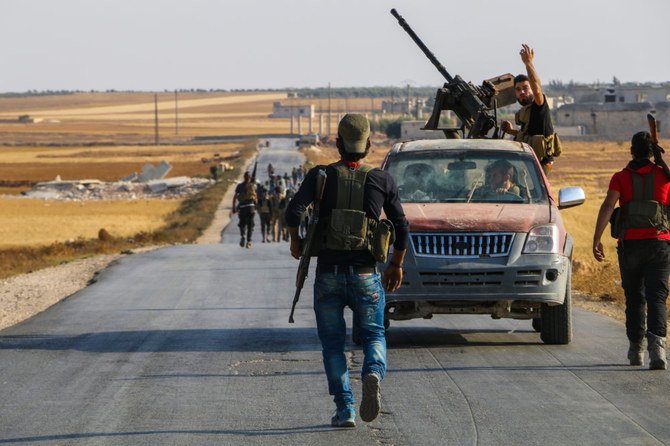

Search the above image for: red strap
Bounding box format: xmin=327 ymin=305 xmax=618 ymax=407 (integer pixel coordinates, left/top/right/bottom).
xmin=340 ymin=160 xmax=360 ymax=169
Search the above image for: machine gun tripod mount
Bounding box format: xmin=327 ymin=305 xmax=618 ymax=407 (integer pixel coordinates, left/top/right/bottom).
xmin=391 ymin=8 xmax=517 ymax=139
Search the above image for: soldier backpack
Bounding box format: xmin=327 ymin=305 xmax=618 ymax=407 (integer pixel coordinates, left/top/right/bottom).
xmin=311 ymin=162 xmax=395 ymax=262
xmin=610 ymin=168 xmax=670 ymax=238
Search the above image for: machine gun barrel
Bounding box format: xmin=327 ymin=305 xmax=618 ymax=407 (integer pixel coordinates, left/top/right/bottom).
xmin=390 ymin=9 xmax=453 ymax=83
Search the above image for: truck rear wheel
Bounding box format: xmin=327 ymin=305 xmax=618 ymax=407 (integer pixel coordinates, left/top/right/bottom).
xmin=540 ymin=267 xmax=572 ymax=345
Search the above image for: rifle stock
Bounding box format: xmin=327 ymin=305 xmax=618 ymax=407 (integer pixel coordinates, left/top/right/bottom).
xmin=648 ymin=113 xmax=661 ymax=149
xmin=647 ymin=113 xmax=670 ymax=180
xmin=289 ymin=169 xmax=327 ymax=323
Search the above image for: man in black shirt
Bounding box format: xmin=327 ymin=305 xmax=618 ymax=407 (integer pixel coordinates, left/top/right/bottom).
xmin=286 ymin=114 xmax=409 ymax=427
xmin=502 ymin=44 xmax=560 ymax=175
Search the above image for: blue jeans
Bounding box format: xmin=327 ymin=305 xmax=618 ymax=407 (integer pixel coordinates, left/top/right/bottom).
xmin=313 ymin=267 xmax=387 ymax=411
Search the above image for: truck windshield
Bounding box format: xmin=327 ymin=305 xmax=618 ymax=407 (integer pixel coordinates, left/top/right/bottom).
xmin=386 ymin=150 xmax=548 ymax=204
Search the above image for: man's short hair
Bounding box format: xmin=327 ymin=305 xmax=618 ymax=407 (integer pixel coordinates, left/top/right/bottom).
xmin=488 ymin=159 xmax=515 ymax=175
xmin=631 ymin=131 xmax=653 ymax=159
xmin=514 ymin=74 xmax=529 ymax=86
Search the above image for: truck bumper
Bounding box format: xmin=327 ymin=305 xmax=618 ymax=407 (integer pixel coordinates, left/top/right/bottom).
xmin=385 ymin=253 xmax=571 ymax=320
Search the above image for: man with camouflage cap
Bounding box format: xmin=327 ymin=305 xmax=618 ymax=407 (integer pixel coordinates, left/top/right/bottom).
xmin=286 ymin=114 xmax=409 ymax=427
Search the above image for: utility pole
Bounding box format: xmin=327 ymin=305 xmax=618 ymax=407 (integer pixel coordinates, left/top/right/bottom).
xmin=174 ymin=90 xmax=179 ymax=135
xmin=327 ymin=82 xmax=332 ymax=136
xmin=154 ymin=93 xmax=160 ymax=145
xmin=407 ymin=83 xmax=411 ymax=116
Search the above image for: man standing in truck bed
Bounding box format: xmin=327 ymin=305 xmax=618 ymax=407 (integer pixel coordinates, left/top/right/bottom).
xmin=502 ymin=44 xmax=561 ymax=175
xmin=286 ymin=114 xmax=409 ymax=427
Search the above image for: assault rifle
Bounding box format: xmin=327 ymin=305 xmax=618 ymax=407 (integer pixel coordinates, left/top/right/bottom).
xmin=289 ymin=169 xmax=327 ymax=323
xmin=390 ymin=9 xmax=516 ymax=139
xmin=250 ymin=155 xmax=259 ymax=182
xmin=648 ymin=113 xmax=670 ymax=180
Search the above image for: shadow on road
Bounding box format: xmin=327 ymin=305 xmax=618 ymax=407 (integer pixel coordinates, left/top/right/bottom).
xmin=0 ymin=328 xmax=322 ymax=353
xmin=386 ymin=326 xmax=542 ymax=348
xmin=0 ymin=425 xmax=333 ymax=444
xmin=0 ymin=326 xmax=546 ymax=353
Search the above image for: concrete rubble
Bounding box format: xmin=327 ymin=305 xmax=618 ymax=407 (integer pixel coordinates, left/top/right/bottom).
xmin=21 ymin=161 xmax=213 ymax=201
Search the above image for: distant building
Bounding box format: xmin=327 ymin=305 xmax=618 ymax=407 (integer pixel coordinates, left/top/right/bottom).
xmin=552 ymin=82 xmax=670 ymax=139
xmin=571 ymin=84 xmax=670 ymax=104
xmin=382 ymin=98 xmax=427 ymax=118
xmin=555 ymin=102 xmax=658 ymax=138
xmin=271 ymin=102 xmax=315 ymax=119
xmin=400 ymin=121 xmax=444 ymax=140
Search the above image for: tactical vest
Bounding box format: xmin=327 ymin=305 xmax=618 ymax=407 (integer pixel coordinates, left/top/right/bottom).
xmin=514 ymin=105 xmax=562 ymax=161
xmin=238 ymin=182 xmax=257 ymax=206
xmin=312 ymin=162 xmax=394 ymax=262
xmin=611 ymin=168 xmax=670 ymax=238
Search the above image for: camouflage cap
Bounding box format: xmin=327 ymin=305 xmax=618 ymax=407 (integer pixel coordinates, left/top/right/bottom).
xmin=338 ymin=113 xmax=370 ymax=154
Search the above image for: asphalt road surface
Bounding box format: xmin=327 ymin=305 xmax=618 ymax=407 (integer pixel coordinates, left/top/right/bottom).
xmin=1 ymin=139 xmax=670 ymax=445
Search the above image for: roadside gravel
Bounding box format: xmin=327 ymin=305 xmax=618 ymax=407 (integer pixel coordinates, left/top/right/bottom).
xmin=0 ymin=253 xmax=122 ymax=330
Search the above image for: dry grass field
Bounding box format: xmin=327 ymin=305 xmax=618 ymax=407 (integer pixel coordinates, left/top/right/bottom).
xmin=0 ymin=198 xmax=182 ymax=248
xmin=302 ymin=136 xmax=670 ymax=311
xmin=0 ymin=92 xmax=389 ymax=146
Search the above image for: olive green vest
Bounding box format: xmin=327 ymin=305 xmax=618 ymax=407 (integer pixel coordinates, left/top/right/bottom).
xmin=238 ymin=181 xmax=257 ymax=205
xmin=514 ymin=105 xmax=562 ymax=161
xmin=310 ymin=162 xmax=395 ymax=262
xmin=611 ymin=169 xmax=670 ymax=238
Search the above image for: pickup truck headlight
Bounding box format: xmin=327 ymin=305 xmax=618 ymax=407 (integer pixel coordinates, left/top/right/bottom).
xmin=523 ymin=224 xmax=559 ymax=254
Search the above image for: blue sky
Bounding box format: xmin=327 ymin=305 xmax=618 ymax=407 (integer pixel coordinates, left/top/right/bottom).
xmin=1 ymin=0 xmax=668 ymax=92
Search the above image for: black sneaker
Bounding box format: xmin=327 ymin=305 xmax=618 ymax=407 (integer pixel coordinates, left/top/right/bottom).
xmin=239 ymin=237 xmax=245 ymax=247
xmin=360 ymin=372 xmax=381 ymax=422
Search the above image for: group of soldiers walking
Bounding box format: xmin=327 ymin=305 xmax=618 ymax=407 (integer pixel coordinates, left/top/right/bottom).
xmin=232 ymin=164 xmax=306 ymax=248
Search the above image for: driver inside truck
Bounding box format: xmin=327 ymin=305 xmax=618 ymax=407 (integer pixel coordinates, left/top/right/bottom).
xmin=475 ymin=159 xmax=522 ymax=199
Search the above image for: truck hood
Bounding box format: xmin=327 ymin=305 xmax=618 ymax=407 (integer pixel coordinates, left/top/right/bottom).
xmin=404 ymin=203 xmax=551 ymax=233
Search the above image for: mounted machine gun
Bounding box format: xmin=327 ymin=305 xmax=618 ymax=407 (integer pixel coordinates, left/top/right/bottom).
xmin=391 ymin=9 xmax=516 ymax=138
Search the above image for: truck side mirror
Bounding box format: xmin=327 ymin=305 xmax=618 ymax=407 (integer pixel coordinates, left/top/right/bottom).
xmin=558 ymin=186 xmax=586 ymax=209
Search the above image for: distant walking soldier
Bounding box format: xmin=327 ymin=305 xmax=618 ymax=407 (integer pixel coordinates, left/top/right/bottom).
xmin=286 ymin=114 xmax=409 ymax=427
xmin=269 ymin=186 xmax=285 ymax=242
xmin=258 ymin=187 xmax=273 ymax=243
xmin=232 ymin=171 xmax=257 ymax=248
xmin=501 ymin=44 xmax=561 ymax=175
xmin=593 ymin=131 xmax=670 ymax=370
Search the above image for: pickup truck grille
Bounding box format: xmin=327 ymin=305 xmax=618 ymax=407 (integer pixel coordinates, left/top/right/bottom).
xmin=411 ymin=232 xmax=515 ymax=258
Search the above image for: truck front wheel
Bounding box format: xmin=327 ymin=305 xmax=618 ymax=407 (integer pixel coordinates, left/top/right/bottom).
xmin=540 ymin=267 xmax=573 ymax=345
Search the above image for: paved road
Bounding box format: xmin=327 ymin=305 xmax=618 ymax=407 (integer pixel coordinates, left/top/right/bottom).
xmin=1 ymin=139 xmax=670 ymax=445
